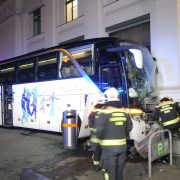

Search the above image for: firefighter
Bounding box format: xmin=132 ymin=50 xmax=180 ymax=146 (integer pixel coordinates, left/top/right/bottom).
xmin=88 ymin=94 xmax=105 ymax=171
xmin=152 ymin=96 xmax=180 ymax=135
xmin=95 ymin=87 xmax=132 ymax=180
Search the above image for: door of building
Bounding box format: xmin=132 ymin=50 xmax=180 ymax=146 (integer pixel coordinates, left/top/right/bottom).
xmin=1 ymin=85 xmax=13 ymax=126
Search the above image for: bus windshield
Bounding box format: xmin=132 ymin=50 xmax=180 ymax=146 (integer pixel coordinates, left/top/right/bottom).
xmin=108 ymin=42 xmax=157 ymax=107
xmin=121 ymin=43 xmax=156 ymax=107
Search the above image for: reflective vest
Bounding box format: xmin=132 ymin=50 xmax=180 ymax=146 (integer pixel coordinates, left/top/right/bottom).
xmin=95 ymin=106 xmax=132 ymax=153
xmin=156 ymin=101 xmax=180 ymax=129
xmin=88 ymin=104 xmax=104 ymax=144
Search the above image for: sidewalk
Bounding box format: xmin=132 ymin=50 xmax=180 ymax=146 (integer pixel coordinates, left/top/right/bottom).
xmin=0 ymin=127 xmax=180 ymax=180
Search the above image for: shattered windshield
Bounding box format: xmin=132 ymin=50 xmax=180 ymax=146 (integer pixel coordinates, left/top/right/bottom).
xmin=119 ymin=42 xmax=157 ymax=107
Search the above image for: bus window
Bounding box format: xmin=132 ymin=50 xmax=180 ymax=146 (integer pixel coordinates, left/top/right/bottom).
xmin=98 ymin=41 xmax=119 ymax=64
xmin=17 ymin=58 xmax=35 ymax=83
xmin=122 ymin=49 xmax=150 ymax=107
xmin=60 ymin=53 xmax=81 ymax=78
xmin=37 ymin=52 xmax=58 ymax=81
xmin=71 ymin=48 xmax=94 ymax=75
xmin=0 ymin=63 xmax=16 ymax=84
xmin=100 ymin=64 xmax=122 ymax=92
xmin=62 ymin=45 xmax=94 ymax=77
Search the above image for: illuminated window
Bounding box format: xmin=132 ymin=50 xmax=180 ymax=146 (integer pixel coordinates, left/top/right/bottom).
xmin=18 ymin=58 xmax=35 ymax=83
xmin=66 ymin=0 xmax=78 ymax=22
xmin=60 ymin=45 xmax=94 ymax=78
xmin=0 ymin=63 xmax=16 ymax=84
xmin=33 ymin=8 xmax=41 ymax=36
xmin=37 ymin=52 xmax=58 ymax=81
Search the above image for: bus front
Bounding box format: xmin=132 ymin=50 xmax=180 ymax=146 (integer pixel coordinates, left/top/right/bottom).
xmin=118 ymin=41 xmax=158 ymax=143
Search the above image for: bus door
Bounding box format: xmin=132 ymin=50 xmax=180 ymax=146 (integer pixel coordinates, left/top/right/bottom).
xmin=1 ymin=85 xmax=13 ymax=126
xmin=99 ymin=63 xmax=128 ymax=106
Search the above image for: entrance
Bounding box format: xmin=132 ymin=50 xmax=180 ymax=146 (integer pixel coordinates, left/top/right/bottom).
xmin=108 ymin=14 xmax=150 ymax=50
xmin=1 ymin=85 xmax=13 ymax=125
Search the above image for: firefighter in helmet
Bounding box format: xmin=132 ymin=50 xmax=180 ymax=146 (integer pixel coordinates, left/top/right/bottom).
xmin=88 ymin=93 xmax=105 ymax=171
xmin=152 ymin=96 xmax=180 ymax=135
xmin=95 ymin=87 xmax=132 ymax=180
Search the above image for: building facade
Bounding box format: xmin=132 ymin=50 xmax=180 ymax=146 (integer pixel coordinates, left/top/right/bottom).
xmin=0 ymin=0 xmax=180 ymax=101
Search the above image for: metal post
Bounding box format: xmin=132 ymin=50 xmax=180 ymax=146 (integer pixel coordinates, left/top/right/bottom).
xmin=63 ymin=110 xmax=78 ymax=149
xmin=148 ymin=135 xmax=152 ymax=178
xmin=148 ymin=129 xmax=172 ymax=178
xmin=167 ymin=129 xmax=173 ymax=165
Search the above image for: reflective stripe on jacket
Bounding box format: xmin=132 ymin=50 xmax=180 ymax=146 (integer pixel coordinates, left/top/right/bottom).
xmin=162 ymin=117 xmax=180 ymax=126
xmin=90 ymin=134 xmax=100 ymax=144
xmin=152 ymin=101 xmax=180 ymax=130
xmin=100 ymin=138 xmax=126 ymax=146
xmin=94 ymin=102 xmax=132 ymax=153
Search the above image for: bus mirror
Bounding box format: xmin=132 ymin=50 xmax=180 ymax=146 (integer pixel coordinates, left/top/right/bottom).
xmin=129 ymin=88 xmax=138 ymax=98
xmin=129 ymin=49 xmax=143 ymax=69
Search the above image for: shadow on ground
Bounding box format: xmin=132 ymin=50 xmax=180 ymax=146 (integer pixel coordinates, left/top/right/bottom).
xmin=20 ymin=142 xmax=94 ymax=180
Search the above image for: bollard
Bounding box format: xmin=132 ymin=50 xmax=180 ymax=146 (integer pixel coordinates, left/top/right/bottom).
xmin=63 ymin=110 xmax=78 ymax=149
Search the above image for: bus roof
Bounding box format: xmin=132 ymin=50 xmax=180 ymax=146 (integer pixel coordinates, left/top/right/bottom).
xmin=0 ymin=37 xmax=144 ymax=65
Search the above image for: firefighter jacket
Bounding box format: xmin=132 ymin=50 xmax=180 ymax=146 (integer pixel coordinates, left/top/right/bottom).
xmin=88 ymin=103 xmax=105 ymax=144
xmin=94 ymin=101 xmax=133 ymax=156
xmin=152 ymin=101 xmax=180 ymax=130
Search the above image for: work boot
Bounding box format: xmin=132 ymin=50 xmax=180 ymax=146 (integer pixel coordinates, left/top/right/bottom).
xmin=129 ymin=146 xmax=137 ymax=156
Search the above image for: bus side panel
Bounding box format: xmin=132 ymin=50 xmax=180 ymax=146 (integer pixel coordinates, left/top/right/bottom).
xmin=39 ymin=94 xmax=82 ymax=132
xmin=13 ymin=84 xmax=41 ymax=130
xmin=0 ymin=87 xmax=2 ymax=125
xmin=12 ymin=78 xmax=100 ymax=135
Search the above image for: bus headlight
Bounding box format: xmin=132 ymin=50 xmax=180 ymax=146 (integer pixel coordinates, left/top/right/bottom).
xmin=128 ymin=108 xmax=145 ymax=122
xmin=131 ymin=115 xmax=143 ymax=122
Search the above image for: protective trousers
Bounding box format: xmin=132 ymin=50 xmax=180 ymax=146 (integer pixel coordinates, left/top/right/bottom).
xmin=101 ymin=152 xmax=126 ymax=180
xmin=91 ymin=142 xmax=102 ymax=166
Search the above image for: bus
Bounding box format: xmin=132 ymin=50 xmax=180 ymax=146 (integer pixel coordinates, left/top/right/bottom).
xmin=0 ymin=37 xmax=157 ymax=141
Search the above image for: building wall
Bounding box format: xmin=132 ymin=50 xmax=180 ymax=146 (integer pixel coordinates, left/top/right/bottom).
xmin=0 ymin=17 xmax=16 ymax=60
xmin=150 ymin=0 xmax=180 ymax=100
xmin=0 ymin=0 xmax=16 ymax=60
xmin=104 ymin=0 xmax=150 ymax=28
xmin=0 ymin=0 xmax=180 ymax=100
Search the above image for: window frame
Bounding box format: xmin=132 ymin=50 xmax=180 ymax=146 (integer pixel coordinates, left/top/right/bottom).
xmin=65 ymin=0 xmax=78 ymax=22
xmin=36 ymin=52 xmax=58 ymax=81
xmin=17 ymin=58 xmax=36 ymax=83
xmin=0 ymin=62 xmax=16 ymax=84
xmin=33 ymin=8 xmax=41 ymax=36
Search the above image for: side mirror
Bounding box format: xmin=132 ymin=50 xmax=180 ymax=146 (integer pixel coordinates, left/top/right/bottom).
xmin=129 ymin=88 xmax=138 ymax=98
xmin=129 ymin=49 xmax=143 ymax=69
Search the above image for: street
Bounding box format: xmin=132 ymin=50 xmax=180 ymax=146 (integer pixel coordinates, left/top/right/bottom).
xmin=0 ymin=127 xmax=180 ymax=180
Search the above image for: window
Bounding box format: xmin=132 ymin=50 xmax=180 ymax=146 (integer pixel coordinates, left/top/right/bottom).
xmin=100 ymin=65 xmax=122 ymax=92
xmin=121 ymin=49 xmax=148 ymax=103
xmin=37 ymin=52 xmax=58 ymax=81
xmin=17 ymin=58 xmax=35 ymax=83
xmin=33 ymin=8 xmax=41 ymax=36
xmin=60 ymin=45 xmax=93 ymax=78
xmin=99 ymin=41 xmax=119 ymax=64
xmin=69 ymin=46 xmax=94 ymax=75
xmin=0 ymin=63 xmax=16 ymax=84
xmin=60 ymin=53 xmax=81 ymax=78
xmin=66 ymin=0 xmax=78 ymax=22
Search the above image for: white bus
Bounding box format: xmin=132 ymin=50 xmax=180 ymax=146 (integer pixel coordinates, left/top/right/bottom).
xmin=0 ymin=37 xmax=157 ymax=141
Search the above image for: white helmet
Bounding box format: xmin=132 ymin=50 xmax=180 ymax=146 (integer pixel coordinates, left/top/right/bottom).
xmin=104 ymin=87 xmax=120 ymax=102
xmin=97 ymin=93 xmax=106 ymax=104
